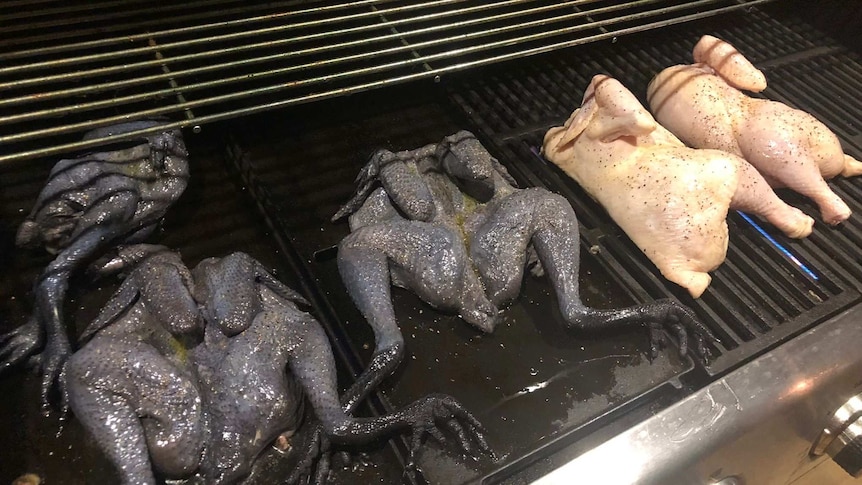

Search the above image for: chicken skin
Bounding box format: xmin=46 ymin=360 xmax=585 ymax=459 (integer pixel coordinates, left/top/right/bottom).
xmin=648 ymin=34 xmax=862 ymax=225
xmin=543 ymin=75 xmax=812 ymax=298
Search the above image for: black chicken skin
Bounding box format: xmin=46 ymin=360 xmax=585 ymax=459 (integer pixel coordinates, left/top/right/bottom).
xmin=67 ymin=246 xmax=489 ymax=485
xmin=333 ymin=131 xmax=717 ymax=410
xmin=1 ymin=121 xmax=189 ymax=412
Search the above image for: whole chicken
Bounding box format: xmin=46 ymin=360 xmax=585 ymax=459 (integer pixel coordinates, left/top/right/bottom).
xmin=543 ymin=75 xmax=813 ymax=298
xmin=67 ymin=245 xmax=490 ymax=485
xmin=648 ymin=34 xmax=862 ymax=225
xmin=334 ymin=130 xmax=717 ymax=405
xmin=1 ymin=120 xmax=189 ymax=413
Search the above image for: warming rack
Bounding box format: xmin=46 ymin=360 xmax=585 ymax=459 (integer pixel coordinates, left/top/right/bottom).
xmin=0 ymin=0 xmax=775 ymax=165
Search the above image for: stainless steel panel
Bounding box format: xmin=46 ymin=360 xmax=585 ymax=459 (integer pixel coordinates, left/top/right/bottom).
xmin=535 ymin=306 xmax=862 ymax=485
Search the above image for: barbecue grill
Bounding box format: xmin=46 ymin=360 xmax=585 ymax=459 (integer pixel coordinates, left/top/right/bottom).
xmin=2 ymin=1 xmax=862 ymax=483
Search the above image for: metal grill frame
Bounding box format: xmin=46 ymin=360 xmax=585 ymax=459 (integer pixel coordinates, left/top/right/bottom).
xmin=0 ymin=0 xmax=776 ymax=165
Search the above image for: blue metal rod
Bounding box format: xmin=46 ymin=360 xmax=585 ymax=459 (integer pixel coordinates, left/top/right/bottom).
xmin=736 ymin=211 xmax=818 ymax=281
xmin=530 ymin=144 xmax=818 ymax=280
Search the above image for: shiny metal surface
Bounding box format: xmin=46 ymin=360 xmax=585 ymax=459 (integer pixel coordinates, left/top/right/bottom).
xmin=535 ymin=305 xmax=862 ymax=485
xmin=0 ymin=0 xmax=775 ymax=165
xmin=825 ymin=416 xmax=862 ymax=477
xmin=812 ymin=392 xmax=862 ymax=456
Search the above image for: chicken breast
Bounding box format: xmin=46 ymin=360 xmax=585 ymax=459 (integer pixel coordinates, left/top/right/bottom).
xmin=648 ymin=35 xmax=862 ymax=225
xmin=543 ymin=75 xmax=811 ymax=298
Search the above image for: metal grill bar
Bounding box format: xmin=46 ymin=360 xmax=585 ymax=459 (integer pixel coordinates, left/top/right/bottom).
xmin=0 ymin=0 xmax=553 ymax=92
xmin=0 ymin=0 xmax=214 ymax=23
xmin=0 ymin=0 xmax=774 ymax=165
xmin=2 ymin=0 xmax=296 ymax=35
xmin=0 ymin=0 xmax=661 ymax=120
xmin=0 ymin=0 xmax=58 ymax=9
xmin=0 ymin=0 xmax=388 ymax=51
xmin=0 ymin=0 xmax=467 ymax=75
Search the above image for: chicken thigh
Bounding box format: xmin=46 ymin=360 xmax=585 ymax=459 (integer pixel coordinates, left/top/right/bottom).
xmin=543 ymin=75 xmax=812 ymax=298
xmin=648 ymin=34 xmax=862 ymax=225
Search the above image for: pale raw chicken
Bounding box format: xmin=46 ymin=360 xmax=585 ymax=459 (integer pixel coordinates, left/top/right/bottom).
xmin=648 ymin=34 xmax=862 ymax=225
xmin=543 ymin=75 xmax=813 ymax=298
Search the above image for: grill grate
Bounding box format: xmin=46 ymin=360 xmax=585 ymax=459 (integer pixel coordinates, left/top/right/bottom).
xmin=222 ymin=86 xmax=694 ymax=485
xmin=0 ymin=0 xmax=776 ymax=165
xmin=447 ymin=6 xmax=862 ymax=374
